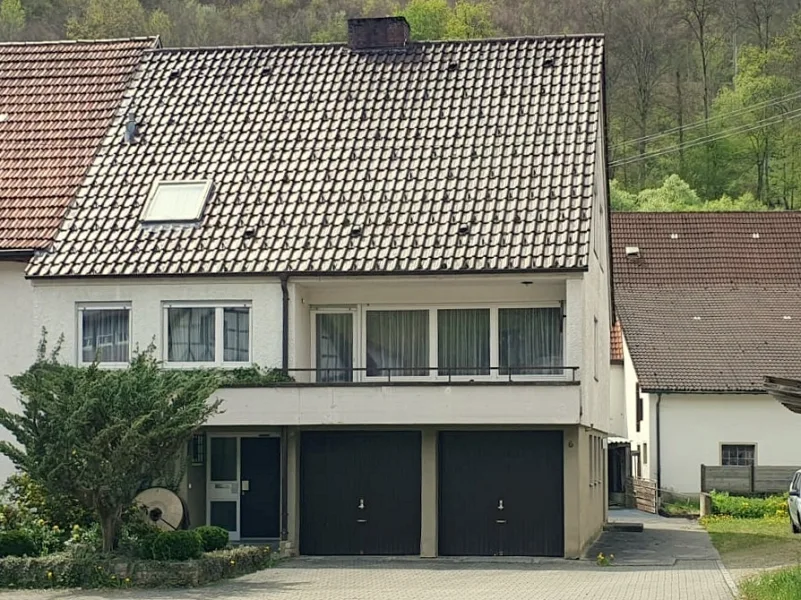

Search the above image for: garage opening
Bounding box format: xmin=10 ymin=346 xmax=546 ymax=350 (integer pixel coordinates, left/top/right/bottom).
xmin=439 ymin=430 xmax=564 ymax=556
xmin=300 ymin=430 xmax=421 ymax=555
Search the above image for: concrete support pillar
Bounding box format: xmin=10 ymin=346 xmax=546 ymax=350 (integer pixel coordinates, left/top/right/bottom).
xmin=420 ymin=427 xmax=438 ymax=558
xmin=281 ymin=426 xmax=300 ymax=557
xmin=563 ymin=426 xmax=581 ymax=558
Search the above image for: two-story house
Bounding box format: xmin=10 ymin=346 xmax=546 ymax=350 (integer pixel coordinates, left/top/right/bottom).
xmin=24 ymin=19 xmax=612 ymax=558
xmin=0 ymin=38 xmax=156 ymax=481
xmin=612 ymin=212 xmax=801 ymax=496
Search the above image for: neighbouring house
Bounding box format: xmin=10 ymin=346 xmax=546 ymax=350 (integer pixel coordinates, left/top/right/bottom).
xmin=607 ymin=321 xmax=629 ymax=504
xmin=612 ymin=212 xmax=801 ymax=496
xmin=24 ymin=19 xmax=612 ymax=557
xmin=0 ymin=38 xmax=157 ymax=481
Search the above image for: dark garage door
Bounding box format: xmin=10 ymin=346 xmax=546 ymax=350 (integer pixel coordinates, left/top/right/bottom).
xmin=439 ymin=430 xmax=564 ymax=557
xmin=300 ymin=431 xmax=421 ymax=555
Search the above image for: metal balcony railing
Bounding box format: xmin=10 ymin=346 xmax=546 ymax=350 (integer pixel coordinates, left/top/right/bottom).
xmin=283 ymin=365 xmax=580 ymax=385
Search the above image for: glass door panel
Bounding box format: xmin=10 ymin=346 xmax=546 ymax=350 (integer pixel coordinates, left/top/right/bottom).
xmin=207 ymin=436 xmax=239 ymax=541
xmin=315 ymin=312 xmax=354 ymax=382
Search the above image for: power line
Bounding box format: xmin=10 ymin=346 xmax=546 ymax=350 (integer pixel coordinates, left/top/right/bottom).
xmin=612 ymin=88 xmax=801 ymax=151
xmin=610 ymin=106 xmax=801 ymax=167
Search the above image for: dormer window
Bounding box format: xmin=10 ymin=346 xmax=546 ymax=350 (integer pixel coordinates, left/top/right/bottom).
xmin=141 ymin=180 xmax=213 ymax=223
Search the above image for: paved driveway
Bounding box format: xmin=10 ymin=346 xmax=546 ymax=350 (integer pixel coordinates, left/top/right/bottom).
xmin=0 ymin=511 xmax=736 ymax=600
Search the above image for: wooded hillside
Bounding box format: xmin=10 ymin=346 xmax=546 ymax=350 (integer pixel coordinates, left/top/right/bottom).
xmin=3 ymin=0 xmax=801 ymax=212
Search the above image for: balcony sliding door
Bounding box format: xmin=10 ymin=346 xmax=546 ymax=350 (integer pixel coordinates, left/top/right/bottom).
xmin=499 ymin=307 xmax=563 ymax=375
xmin=365 ymin=310 xmax=429 ymax=377
xmin=315 ymin=312 xmax=353 ymax=382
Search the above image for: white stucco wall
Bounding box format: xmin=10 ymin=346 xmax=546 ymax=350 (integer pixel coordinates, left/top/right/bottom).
xmin=622 ymin=336 xmax=654 ymax=480
xmin=609 ymin=362 xmax=627 ymax=438
xmin=0 ymin=262 xmax=36 ymax=482
xmin=660 ymin=393 xmax=801 ymax=494
xmin=32 ymin=278 xmax=283 ymax=368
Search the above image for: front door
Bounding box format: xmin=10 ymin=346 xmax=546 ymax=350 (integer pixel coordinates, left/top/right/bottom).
xmin=208 ymin=436 xmax=240 ymax=540
xmin=240 ymin=436 xmax=281 ymax=539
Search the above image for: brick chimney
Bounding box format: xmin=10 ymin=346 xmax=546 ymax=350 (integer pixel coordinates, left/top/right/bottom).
xmin=347 ymin=17 xmax=411 ymax=51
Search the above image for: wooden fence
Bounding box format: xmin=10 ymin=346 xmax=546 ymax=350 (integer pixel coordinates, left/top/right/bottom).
xmin=700 ymin=465 xmax=799 ymax=494
xmin=626 ymin=477 xmax=658 ymax=513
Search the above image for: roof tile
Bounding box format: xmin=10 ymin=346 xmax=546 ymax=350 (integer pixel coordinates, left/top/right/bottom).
xmin=0 ymin=38 xmax=157 ymax=251
xmin=28 ymin=35 xmax=604 ymax=277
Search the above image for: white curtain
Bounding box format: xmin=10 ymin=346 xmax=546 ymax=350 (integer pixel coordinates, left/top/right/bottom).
xmin=366 ymin=310 xmax=429 ymax=377
xmin=168 ymin=308 xmax=215 ymax=362
xmin=82 ymin=309 xmax=129 ymax=363
xmin=316 ymin=313 xmax=353 ymax=382
xmin=437 ymin=309 xmax=490 ymax=376
xmin=223 ymin=308 xmax=250 ymax=362
xmin=499 ymin=307 xmax=563 ymax=375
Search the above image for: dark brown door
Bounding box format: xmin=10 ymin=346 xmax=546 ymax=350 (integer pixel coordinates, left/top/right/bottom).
xmin=300 ymin=431 xmax=421 ymax=555
xmin=240 ymin=436 xmax=281 ymax=539
xmin=438 ymin=430 xmax=564 ymax=557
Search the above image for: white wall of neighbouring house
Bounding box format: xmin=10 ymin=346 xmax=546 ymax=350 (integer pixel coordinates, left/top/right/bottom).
xmin=609 ymin=362 xmax=627 ymax=438
xmin=31 ymin=278 xmax=284 ymax=368
xmin=659 ymin=393 xmax=801 ymax=494
xmin=0 ymin=262 xmax=36 ymax=482
xmin=622 ymin=335 xmax=655 ymax=480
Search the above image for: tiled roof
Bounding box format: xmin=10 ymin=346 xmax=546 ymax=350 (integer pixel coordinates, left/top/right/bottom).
xmin=28 ymin=35 xmax=605 ymax=278
xmin=611 ymin=212 xmax=801 ymax=392
xmin=610 ymin=320 xmax=623 ymax=363
xmin=611 ymin=212 xmax=801 ymax=285
xmin=0 ymin=38 xmax=158 ymax=251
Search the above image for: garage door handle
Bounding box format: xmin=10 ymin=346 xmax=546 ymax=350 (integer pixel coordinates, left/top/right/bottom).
xmin=356 ymin=519 xmax=367 ymax=524
xmin=496 ymin=519 xmax=507 ymax=524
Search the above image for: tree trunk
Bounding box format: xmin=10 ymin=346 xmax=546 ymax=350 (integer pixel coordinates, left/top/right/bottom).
xmin=99 ymin=509 xmax=120 ymax=554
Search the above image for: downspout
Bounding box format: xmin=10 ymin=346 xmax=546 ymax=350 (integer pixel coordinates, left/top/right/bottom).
xmin=656 ymin=393 xmax=663 ymax=494
xmin=280 ymin=275 xmax=289 ymax=541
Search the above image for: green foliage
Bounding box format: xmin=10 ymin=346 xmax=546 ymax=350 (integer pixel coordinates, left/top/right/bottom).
xmin=151 ymin=530 xmax=202 ymax=561
xmin=2 ymin=474 xmax=94 ymax=531
xmin=740 ymin=566 xmax=801 ymax=600
xmin=216 ymin=365 xmax=293 ymax=387
xmin=0 ymin=0 xmax=24 ymax=41
xmin=710 ymin=492 xmax=789 ymax=519
xmin=398 ymin=0 xmax=495 ymax=41
xmin=0 ymin=336 xmax=222 ymax=552
xmin=0 ymin=531 xmax=37 ymax=558
xmin=194 ymin=526 xmax=229 ymax=552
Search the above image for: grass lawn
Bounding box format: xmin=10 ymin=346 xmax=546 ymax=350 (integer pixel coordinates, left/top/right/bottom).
xmin=740 ymin=567 xmax=801 ymax=600
xmin=702 ymin=516 xmax=801 ymax=580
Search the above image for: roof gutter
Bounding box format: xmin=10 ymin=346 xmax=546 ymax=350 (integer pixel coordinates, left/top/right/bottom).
xmin=656 ymin=392 xmax=662 ymax=495
xmin=279 ymin=274 xmax=289 ymax=543
xmin=764 ymin=376 xmax=801 ymax=414
xmin=0 ymin=249 xmax=35 ymax=262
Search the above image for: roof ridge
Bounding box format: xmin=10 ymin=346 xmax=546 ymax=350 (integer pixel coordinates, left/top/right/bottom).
xmin=146 ymin=33 xmax=605 ymax=55
xmin=0 ymin=36 xmax=158 ymax=48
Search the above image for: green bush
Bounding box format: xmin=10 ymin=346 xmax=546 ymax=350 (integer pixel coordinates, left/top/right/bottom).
xmin=194 ymin=526 xmax=229 ymax=552
xmin=151 ymin=530 xmax=202 ymax=561
xmin=0 ymin=531 xmax=37 ymax=557
xmin=710 ymin=492 xmax=789 ymax=518
xmin=2 ymin=474 xmax=94 ymax=530
xmin=0 ymin=545 xmax=272 ymax=588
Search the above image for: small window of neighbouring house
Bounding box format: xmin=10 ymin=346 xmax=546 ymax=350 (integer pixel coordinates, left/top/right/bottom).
xmin=165 ymin=303 xmax=251 ymax=366
xmin=190 ymin=433 xmax=205 ymax=466
xmin=141 ymin=180 xmax=212 ymax=223
xmin=642 ymin=442 xmax=648 ymax=465
xmin=79 ymin=305 xmax=131 ymax=365
xmin=721 ymin=444 xmax=756 ymax=467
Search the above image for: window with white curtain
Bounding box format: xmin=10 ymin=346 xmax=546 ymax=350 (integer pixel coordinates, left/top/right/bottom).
xmin=166 ymin=304 xmax=251 ymax=365
xmin=437 ymin=308 xmax=490 ymax=376
xmin=499 ymin=307 xmax=563 ymax=375
xmin=366 ymin=310 xmax=429 ymax=377
xmin=315 ymin=313 xmax=353 ymax=382
xmin=80 ymin=306 xmax=130 ymax=364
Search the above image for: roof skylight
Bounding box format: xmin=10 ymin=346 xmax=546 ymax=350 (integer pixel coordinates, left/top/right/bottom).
xmin=141 ymin=180 xmax=212 ymax=223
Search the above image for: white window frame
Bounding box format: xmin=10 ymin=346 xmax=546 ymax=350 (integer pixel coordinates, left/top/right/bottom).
xmin=163 ymin=301 xmax=253 ymax=368
xmin=77 ymin=303 xmax=132 ymax=368
xmin=310 ymin=302 xmax=567 ymax=383
xmin=141 ymin=179 xmax=213 ymax=223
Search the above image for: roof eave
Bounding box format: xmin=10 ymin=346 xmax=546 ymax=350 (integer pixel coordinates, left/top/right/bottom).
xmin=639 ymin=387 xmax=768 ymax=395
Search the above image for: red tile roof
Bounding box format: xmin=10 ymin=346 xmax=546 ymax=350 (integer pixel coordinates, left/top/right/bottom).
xmin=610 ymin=320 xmax=623 ymax=362
xmin=611 ymin=212 xmax=801 ymax=392
xmin=0 ymin=38 xmax=157 ymax=251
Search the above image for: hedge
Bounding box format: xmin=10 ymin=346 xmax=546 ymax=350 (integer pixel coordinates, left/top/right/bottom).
xmin=710 ymin=492 xmax=789 ymax=519
xmin=0 ymin=545 xmax=272 ymax=589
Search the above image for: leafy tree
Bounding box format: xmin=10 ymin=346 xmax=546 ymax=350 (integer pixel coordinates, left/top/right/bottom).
xmin=0 ymin=337 xmax=221 ymax=552
xmin=612 ymin=174 xmax=770 ymax=211
xmin=0 ymin=0 xmax=25 ymax=41
xmin=398 ymin=0 xmax=494 ymax=41
xmin=66 ymin=0 xmax=149 ymax=39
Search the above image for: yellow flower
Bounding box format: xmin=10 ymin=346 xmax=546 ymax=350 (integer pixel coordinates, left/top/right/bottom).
xmin=72 ymin=449 xmax=76 ymax=456
xmin=229 ymin=560 xmax=235 ymax=565
xmin=72 ymin=525 xmax=80 ymax=531
xmin=124 ymin=577 xmax=131 ymax=583
xmin=37 ymin=519 xmax=45 ymax=526
xmin=47 ymin=571 xmax=53 ymax=579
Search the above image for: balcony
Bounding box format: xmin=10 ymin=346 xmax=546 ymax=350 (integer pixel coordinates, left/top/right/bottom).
xmin=207 ymin=366 xmax=581 ymax=427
